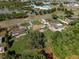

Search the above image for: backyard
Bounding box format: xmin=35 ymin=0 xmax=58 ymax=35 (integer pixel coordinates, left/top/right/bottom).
xmin=0 ymin=1 xmax=79 ymax=59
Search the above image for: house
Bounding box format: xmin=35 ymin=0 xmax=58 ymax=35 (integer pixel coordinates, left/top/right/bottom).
xmin=10 ymin=25 xmax=26 ymax=36
xmin=71 ymin=3 xmax=79 ymax=7
xmin=49 ymin=23 xmax=64 ymax=31
xmin=41 ymin=19 xmax=47 ymax=25
xmin=42 ymin=1 xmax=51 ymax=4
xmin=39 ymin=28 xmax=45 ymax=32
xmin=66 ymin=2 xmax=79 ymax=7
xmin=41 ymin=18 xmax=64 ymax=31
xmin=0 ymin=45 xmax=4 ymax=54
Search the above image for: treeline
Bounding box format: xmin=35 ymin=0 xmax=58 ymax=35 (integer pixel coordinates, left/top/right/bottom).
xmin=26 ymin=30 xmax=46 ymax=49
xmin=31 ymin=8 xmax=56 ymax=15
xmin=0 ymin=7 xmax=56 ymax=21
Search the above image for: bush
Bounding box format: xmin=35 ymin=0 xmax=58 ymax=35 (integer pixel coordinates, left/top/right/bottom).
xmin=52 ymin=14 xmax=58 ymax=19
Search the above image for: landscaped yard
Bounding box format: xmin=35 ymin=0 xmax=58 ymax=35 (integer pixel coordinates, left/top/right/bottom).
xmin=32 ymin=19 xmax=42 ymax=25
xmin=8 ymin=19 xmax=79 ymax=59
xmin=0 ymin=2 xmax=79 ymax=59
xmin=8 ymin=29 xmax=47 ymax=59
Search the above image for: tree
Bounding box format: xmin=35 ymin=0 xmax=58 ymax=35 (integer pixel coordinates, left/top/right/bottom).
xmin=52 ymin=14 xmax=58 ymax=19
xmin=51 ymin=8 xmax=56 ymax=12
xmin=39 ymin=11 xmax=43 ymax=15
xmin=64 ymin=9 xmax=74 ymax=18
xmin=76 ymin=0 xmax=79 ymax=1
xmin=51 ymin=21 xmax=79 ymax=59
xmin=26 ymin=30 xmax=46 ymax=49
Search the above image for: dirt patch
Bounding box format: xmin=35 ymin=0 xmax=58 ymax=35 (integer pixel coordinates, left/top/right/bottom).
xmin=32 ymin=25 xmax=43 ymax=30
xmin=65 ymin=55 xmax=79 ymax=59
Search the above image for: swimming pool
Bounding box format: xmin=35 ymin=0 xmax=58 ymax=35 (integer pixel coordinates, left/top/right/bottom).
xmin=31 ymin=5 xmax=51 ymax=10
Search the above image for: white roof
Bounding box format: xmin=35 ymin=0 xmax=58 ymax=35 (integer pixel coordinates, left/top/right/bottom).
xmin=56 ymin=23 xmax=63 ymax=26
xmin=74 ymin=4 xmax=79 ymax=6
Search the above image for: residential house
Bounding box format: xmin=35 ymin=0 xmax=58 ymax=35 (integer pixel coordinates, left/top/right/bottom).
xmin=0 ymin=45 xmax=4 ymax=54
xmin=49 ymin=23 xmax=64 ymax=31
xmin=41 ymin=18 xmax=64 ymax=31
xmin=41 ymin=19 xmax=47 ymax=25
xmin=10 ymin=25 xmax=26 ymax=36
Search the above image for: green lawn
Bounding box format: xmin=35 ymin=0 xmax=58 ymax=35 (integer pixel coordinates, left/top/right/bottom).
xmin=10 ymin=35 xmax=31 ymax=54
xmin=9 ymin=30 xmax=47 ymax=59
xmin=32 ymin=19 xmax=42 ymax=25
